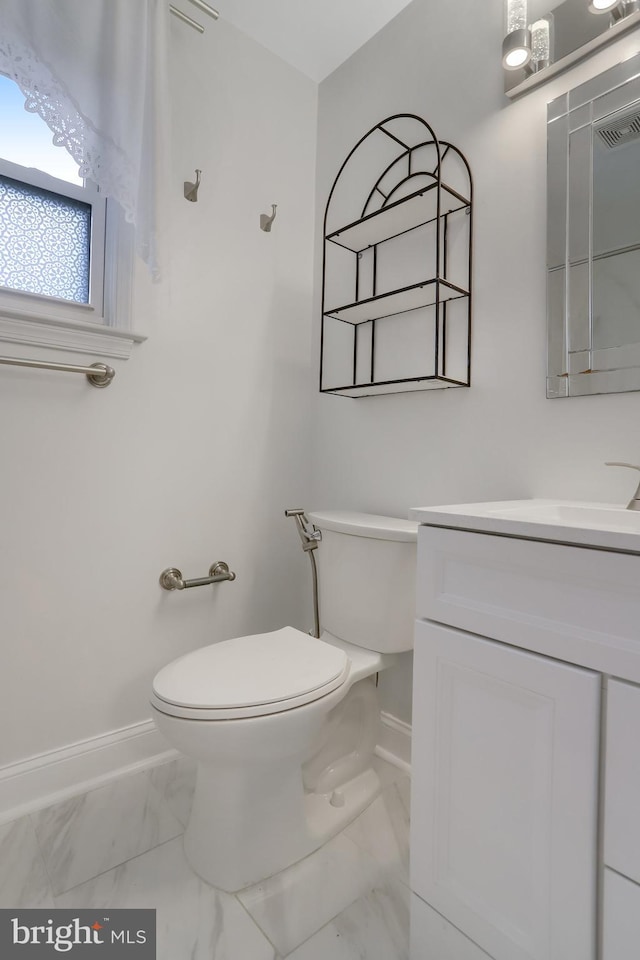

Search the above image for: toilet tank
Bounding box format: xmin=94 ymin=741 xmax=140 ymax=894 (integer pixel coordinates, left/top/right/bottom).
xmin=307 ymin=511 xmax=418 ymax=653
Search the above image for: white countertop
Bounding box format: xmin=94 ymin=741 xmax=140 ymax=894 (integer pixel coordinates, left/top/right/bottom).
xmin=409 ymin=499 xmax=640 ymax=554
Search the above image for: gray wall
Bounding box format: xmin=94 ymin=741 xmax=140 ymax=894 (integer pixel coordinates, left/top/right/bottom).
xmin=0 ymin=18 xmax=318 ymax=766
xmin=311 ymin=0 xmax=640 ymax=724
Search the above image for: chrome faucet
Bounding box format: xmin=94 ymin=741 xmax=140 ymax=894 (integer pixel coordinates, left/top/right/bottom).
xmin=605 ymin=462 xmax=640 ymax=511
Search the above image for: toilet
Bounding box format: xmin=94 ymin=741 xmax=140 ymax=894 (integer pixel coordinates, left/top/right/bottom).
xmin=150 ymin=510 xmax=417 ymax=892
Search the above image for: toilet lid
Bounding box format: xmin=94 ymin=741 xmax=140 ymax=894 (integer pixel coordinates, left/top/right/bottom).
xmin=152 ymin=627 xmax=350 ymax=718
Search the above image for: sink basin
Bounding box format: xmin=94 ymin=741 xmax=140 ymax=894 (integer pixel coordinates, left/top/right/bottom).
xmin=483 ymin=501 xmax=640 ymax=530
xmin=409 ymin=499 xmax=640 ymax=553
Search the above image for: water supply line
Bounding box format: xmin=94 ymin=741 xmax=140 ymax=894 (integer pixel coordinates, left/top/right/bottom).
xmin=285 ymin=509 xmax=322 ymax=639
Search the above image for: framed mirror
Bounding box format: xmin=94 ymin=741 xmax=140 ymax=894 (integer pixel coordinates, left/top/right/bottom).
xmin=547 ymin=51 xmax=640 ymax=398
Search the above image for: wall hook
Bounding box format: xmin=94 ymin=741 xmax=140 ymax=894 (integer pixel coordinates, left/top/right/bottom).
xmin=260 ymin=203 xmax=278 ymax=232
xmin=184 ymin=169 xmax=202 ymax=202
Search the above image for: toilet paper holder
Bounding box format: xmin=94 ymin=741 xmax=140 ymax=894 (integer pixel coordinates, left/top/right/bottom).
xmin=159 ymin=561 xmax=236 ymax=591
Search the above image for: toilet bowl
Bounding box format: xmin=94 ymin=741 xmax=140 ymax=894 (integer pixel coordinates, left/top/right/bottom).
xmin=151 ymin=511 xmax=417 ymax=892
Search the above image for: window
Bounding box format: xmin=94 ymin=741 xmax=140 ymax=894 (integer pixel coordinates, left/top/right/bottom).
xmin=0 ymin=74 xmax=138 ymax=358
xmin=0 ymin=165 xmax=101 ymax=305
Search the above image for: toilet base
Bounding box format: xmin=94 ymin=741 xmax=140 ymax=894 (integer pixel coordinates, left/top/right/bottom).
xmin=179 ymin=678 xmax=383 ymax=892
xmin=184 ymin=756 xmax=313 ymax=892
xmin=305 ymin=764 xmax=382 ymax=843
xmin=184 ymin=761 xmax=382 ymax=893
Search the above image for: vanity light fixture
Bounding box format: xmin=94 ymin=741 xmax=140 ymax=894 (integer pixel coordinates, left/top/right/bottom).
xmin=505 ymin=0 xmax=640 ymax=97
xmin=587 ymin=0 xmax=620 ymax=12
xmin=613 ymin=0 xmax=640 ymax=15
xmin=531 ymin=18 xmax=551 ymax=70
xmin=588 ymin=0 xmax=640 ymax=16
xmin=503 ymin=0 xmax=532 ymax=69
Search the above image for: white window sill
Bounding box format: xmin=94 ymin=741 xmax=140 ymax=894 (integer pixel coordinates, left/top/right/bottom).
xmin=0 ymin=305 xmax=146 ymax=360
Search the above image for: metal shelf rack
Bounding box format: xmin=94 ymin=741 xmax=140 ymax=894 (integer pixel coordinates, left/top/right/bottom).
xmin=320 ymin=114 xmax=473 ymax=398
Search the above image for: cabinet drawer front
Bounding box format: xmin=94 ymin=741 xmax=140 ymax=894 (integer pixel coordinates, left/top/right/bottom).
xmin=603 ymin=869 xmax=640 ymax=960
xmin=417 ymin=526 xmax=640 ymax=680
xmin=411 ymin=622 xmax=599 ymax=960
xmin=605 ymin=680 xmax=640 ymax=882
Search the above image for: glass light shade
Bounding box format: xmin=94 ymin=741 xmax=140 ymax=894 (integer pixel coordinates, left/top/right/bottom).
xmin=506 ymin=0 xmax=528 ymax=32
xmin=588 ymin=0 xmax=620 ymax=12
xmin=506 ymin=46 xmax=530 ymax=67
xmin=502 ymin=28 xmax=532 ymax=69
xmin=531 ymin=19 xmax=551 ymax=62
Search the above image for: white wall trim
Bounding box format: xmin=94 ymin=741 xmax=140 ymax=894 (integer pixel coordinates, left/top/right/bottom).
xmin=0 ymin=312 xmax=146 ymax=359
xmin=0 ymin=711 xmax=410 ymax=826
xmin=0 ymin=720 xmax=178 ymax=825
xmin=375 ymin=711 xmax=412 ymax=775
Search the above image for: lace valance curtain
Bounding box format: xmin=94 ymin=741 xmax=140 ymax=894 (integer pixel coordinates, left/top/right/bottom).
xmin=0 ymin=0 xmax=168 ymax=277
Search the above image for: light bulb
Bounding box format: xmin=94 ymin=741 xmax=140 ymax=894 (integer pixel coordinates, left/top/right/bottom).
xmin=588 ymin=0 xmax=620 ymax=12
xmin=505 ymin=47 xmax=530 ymax=67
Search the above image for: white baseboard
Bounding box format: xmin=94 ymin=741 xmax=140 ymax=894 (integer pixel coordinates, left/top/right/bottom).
xmin=375 ymin=711 xmax=412 ymax=775
xmin=0 ymin=711 xmax=411 ymax=826
xmin=0 ymin=720 xmax=178 ymax=825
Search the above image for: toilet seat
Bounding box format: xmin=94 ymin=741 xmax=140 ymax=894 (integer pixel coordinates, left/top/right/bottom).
xmin=151 ymin=627 xmax=350 ymax=720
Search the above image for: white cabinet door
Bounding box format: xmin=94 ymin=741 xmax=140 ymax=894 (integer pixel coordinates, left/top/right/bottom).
xmin=602 ymin=868 xmax=640 ymax=960
xmin=411 ymin=892 xmax=491 ymax=960
xmin=411 ymin=621 xmax=600 ymax=960
xmin=604 ymin=679 xmax=640 ymax=884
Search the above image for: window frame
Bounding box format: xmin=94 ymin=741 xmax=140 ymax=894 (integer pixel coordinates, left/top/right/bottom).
xmin=0 ymin=156 xmax=106 ymax=315
xmin=0 ymin=159 xmax=144 ymax=360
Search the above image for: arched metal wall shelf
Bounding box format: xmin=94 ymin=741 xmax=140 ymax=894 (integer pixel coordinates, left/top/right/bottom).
xmin=320 ymin=114 xmax=473 ymax=398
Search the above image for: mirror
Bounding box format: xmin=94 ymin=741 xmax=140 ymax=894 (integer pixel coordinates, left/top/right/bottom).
xmin=547 ymin=51 xmax=640 ymax=398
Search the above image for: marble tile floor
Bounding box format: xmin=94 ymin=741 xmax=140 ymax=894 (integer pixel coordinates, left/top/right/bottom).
xmin=0 ymin=755 xmax=411 ymax=959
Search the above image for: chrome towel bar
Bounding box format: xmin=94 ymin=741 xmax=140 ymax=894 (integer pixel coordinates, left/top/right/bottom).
xmin=170 ymin=0 xmax=219 ymax=33
xmin=0 ymin=355 xmax=115 ymax=388
xmin=187 ymin=0 xmax=219 ymax=19
xmin=169 ymin=5 xmax=204 ymax=32
xmin=159 ymin=561 xmax=236 ymax=591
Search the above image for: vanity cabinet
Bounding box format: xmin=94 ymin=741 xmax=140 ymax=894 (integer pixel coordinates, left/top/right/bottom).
xmin=411 ymin=621 xmax=599 ymax=960
xmin=603 ymin=679 xmax=640 ymax=883
xmin=410 ymin=521 xmax=640 ymax=960
xmin=602 ymin=869 xmax=640 ymax=960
